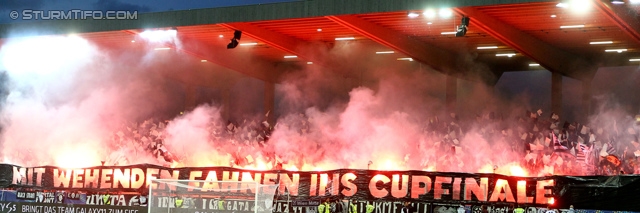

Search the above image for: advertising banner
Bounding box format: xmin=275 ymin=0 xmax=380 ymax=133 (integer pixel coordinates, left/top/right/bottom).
xmin=0 ymin=164 xmax=554 ymax=206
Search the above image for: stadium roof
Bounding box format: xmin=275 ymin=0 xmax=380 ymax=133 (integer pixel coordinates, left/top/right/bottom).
xmin=0 ymin=0 xmax=639 ymax=85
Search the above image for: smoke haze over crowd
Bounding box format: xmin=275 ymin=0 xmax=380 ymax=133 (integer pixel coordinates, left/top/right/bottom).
xmin=0 ymin=31 xmax=638 ymax=177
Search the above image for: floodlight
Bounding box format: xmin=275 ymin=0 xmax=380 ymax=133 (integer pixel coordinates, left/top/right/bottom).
xmin=227 ymin=30 xmax=243 ymax=49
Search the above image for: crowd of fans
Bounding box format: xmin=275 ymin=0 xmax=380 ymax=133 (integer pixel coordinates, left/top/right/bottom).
xmin=5 ymin=103 xmax=640 ymax=176
xmin=105 ymin=116 xmax=276 ymax=167
xmin=101 ymin=107 xmax=640 ymax=176
xmin=439 ymin=109 xmax=640 ymax=176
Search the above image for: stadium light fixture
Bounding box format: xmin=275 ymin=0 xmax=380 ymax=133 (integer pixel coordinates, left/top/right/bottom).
xmin=631 ymin=0 xmax=640 ymax=4
xmin=560 ymin=25 xmax=584 ymax=29
xmin=529 ymin=63 xmax=540 ymax=66
xmin=239 ymin=42 xmax=258 ymax=46
xmin=630 ymin=58 xmax=640 ymax=62
xmin=477 ymin=46 xmax=498 ymax=50
xmin=605 ymin=49 xmax=627 ymax=53
xmin=139 ymin=29 xmax=178 ymax=43
xmin=284 ymin=55 xmax=298 ymax=58
xmin=376 ymin=51 xmax=395 ymax=54
xmin=556 ymin=0 xmax=592 ymax=13
xmin=154 ymin=47 xmax=171 ymax=50
xmin=423 ymin=9 xmax=436 ymax=18
xmin=611 ymin=0 xmax=624 ymax=4
xmin=227 ymin=30 xmax=242 ymax=49
xmin=456 ymin=16 xmax=470 ymax=37
xmin=201 ymin=60 xmax=207 ymax=62
xmin=335 ymin=37 xmax=356 ymax=41
xmin=439 ymin=8 xmax=453 ymax=18
xmin=408 ymin=12 xmax=420 ymax=18
xmin=496 ymin=53 xmax=516 ymax=57
xmin=397 ymin=58 xmax=414 ymax=61
xmin=227 ymin=39 xmax=239 ymax=49
xmin=590 ymin=41 xmax=613 ymax=45
xmin=307 ymin=62 xmax=313 ymax=64
xmin=441 ymin=32 xmax=457 ymax=35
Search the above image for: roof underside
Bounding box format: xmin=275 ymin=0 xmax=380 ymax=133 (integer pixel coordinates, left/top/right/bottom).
xmin=0 ymin=0 xmax=638 ymax=85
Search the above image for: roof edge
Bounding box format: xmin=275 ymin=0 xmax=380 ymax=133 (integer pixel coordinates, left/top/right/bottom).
xmin=0 ymin=0 xmax=552 ymax=38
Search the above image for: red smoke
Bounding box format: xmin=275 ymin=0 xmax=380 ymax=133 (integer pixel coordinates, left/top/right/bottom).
xmin=0 ymin=34 xmax=638 ymax=178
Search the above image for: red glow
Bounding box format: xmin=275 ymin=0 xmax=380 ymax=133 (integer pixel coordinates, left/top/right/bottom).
xmin=54 ymin=146 xmax=101 ymax=169
xmin=285 ymin=165 xmax=299 ymax=171
xmin=244 ymin=159 xmax=270 ymax=171
xmin=509 ymin=165 xmax=527 ymax=177
xmin=478 ymin=163 xmax=530 ymax=177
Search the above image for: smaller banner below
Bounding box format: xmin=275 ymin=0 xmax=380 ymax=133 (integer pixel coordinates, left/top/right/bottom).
xmin=16 ymin=202 xmax=146 ymax=213
xmin=0 ymin=202 xmax=18 ymax=213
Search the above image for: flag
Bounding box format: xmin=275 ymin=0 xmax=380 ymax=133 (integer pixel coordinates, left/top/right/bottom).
xmin=525 ymin=153 xmax=536 ymax=162
xmin=552 ymin=132 xmax=569 ymax=151
xmin=529 ymin=141 xmax=544 ymax=151
xmin=606 ymin=141 xmax=616 ymax=155
xmin=545 ymin=137 xmax=551 ymax=147
xmin=600 ymin=143 xmax=610 ymax=157
xmin=246 ymin=155 xmax=254 ymax=164
xmin=576 ymin=143 xmax=590 ymax=163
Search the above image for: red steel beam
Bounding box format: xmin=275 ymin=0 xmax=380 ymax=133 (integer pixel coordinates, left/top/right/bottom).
xmin=220 ymin=23 xmax=330 ymax=66
xmin=454 ymin=7 xmax=597 ymax=81
xmin=124 ymin=30 xmax=280 ymax=83
xmin=594 ymin=0 xmax=640 ymax=44
xmin=181 ymin=37 xmax=281 ymax=83
xmin=220 ymin=22 xmax=370 ymax=80
xmin=326 ymin=15 xmax=500 ymax=85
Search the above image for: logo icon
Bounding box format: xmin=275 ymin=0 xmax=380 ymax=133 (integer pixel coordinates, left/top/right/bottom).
xmin=9 ymin=10 xmax=19 ymax=19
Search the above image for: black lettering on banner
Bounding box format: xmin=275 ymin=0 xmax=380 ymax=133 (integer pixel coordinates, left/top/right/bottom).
xmin=2 ymin=164 xmax=560 ymax=207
